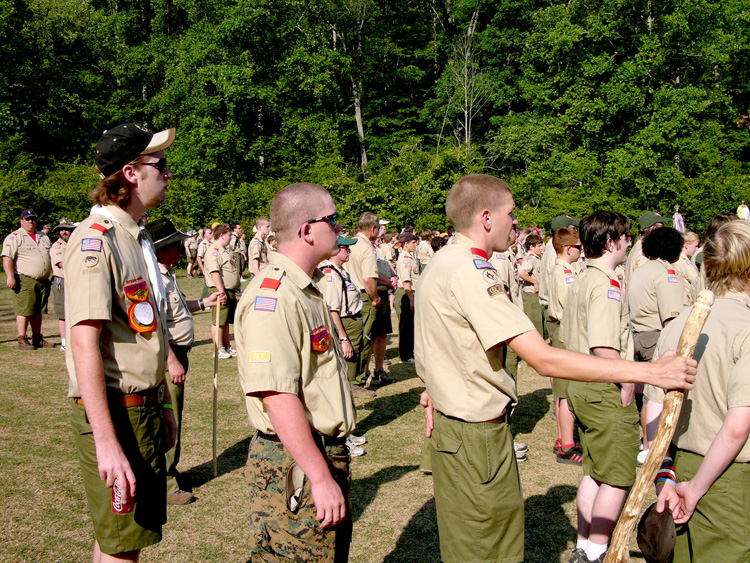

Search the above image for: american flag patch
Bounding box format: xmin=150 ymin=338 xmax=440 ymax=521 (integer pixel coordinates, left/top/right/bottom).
xmin=608 ymin=289 xmax=621 ymax=301
xmin=81 ymin=238 xmax=102 ymax=252
xmin=254 ymin=296 xmax=277 ymax=312
xmin=667 ymin=269 xmax=678 ymax=283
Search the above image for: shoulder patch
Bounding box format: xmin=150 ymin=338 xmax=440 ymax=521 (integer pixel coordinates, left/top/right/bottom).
xmin=610 ymin=279 xmax=621 ymax=289
xmin=608 ymin=288 xmax=621 ymax=301
xmin=487 ymin=284 xmax=505 ymax=297
xmin=473 ymin=258 xmax=494 ymax=270
xmin=254 ymin=296 xmax=278 ymax=312
xmin=260 ymin=278 xmax=281 ymax=291
xmin=81 ymin=238 xmax=103 ymax=252
xmin=667 ymin=269 xmax=678 ymax=283
xmin=90 ymin=223 xmax=109 ymax=233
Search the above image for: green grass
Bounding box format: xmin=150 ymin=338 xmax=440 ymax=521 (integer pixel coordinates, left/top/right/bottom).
xmin=0 ymin=273 xmax=650 ymax=562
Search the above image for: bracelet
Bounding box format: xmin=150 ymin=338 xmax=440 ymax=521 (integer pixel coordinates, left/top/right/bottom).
xmin=340 ymin=337 xmax=349 ymax=342
xmin=161 ymin=403 xmax=173 ymax=409
xmin=655 ymin=455 xmax=676 ymax=485
xmin=656 ymin=477 xmax=677 ymax=488
xmin=199 ymin=299 xmax=206 ymax=311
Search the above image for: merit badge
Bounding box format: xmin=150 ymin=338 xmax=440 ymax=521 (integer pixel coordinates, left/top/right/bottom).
xmin=483 ymin=270 xmax=500 ymax=284
xmin=667 ymin=269 xmax=678 ymax=283
xmin=473 ymin=258 xmax=493 ymax=270
xmin=487 ymin=284 xmax=505 ymax=298
xmin=84 ymin=253 xmax=99 ymax=268
xmin=254 ymin=296 xmax=277 ymax=312
xmin=249 ymin=351 xmax=271 ymax=363
xmin=124 ymin=281 xmax=149 ymax=302
xmin=81 ymin=238 xmax=102 ymax=252
xmin=311 ymin=325 xmax=331 ymax=353
xmin=128 ymin=301 xmax=157 ymax=333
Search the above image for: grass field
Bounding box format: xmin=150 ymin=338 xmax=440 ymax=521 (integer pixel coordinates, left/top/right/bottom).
xmin=0 ymin=273 xmax=651 ymax=562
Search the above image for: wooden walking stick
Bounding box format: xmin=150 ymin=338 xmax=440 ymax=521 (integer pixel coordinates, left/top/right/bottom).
xmin=212 ymin=300 xmax=221 ymax=477
xmin=604 ymin=290 xmax=714 ymax=563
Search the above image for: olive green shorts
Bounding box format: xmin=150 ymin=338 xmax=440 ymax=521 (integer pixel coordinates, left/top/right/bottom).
xmin=673 ymin=449 xmax=750 ymax=563
xmin=52 ymin=276 xmax=65 ymax=319
xmin=522 ymin=292 xmax=545 ymax=338
xmin=13 ymin=274 xmax=50 ymax=316
xmin=430 ymin=411 xmax=524 ymax=563
xmin=71 ymin=400 xmax=166 ymax=554
xmin=547 ymin=320 xmax=569 ymax=398
xmin=212 ymin=288 xmax=237 ymax=326
xmin=567 ymin=382 xmax=639 ymax=487
xmin=340 ymin=315 xmax=364 ymax=385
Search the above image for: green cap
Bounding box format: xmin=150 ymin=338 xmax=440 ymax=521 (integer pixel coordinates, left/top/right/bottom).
xmin=639 ymin=212 xmax=664 ymax=231
xmin=551 ymin=215 xmax=579 ymax=231
xmin=337 ymin=235 xmax=358 ymax=247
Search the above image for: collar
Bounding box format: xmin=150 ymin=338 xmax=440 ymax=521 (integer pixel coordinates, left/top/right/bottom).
xmin=356 ymin=231 xmax=374 ymax=247
xmin=718 ymin=290 xmax=750 ymax=309
xmin=451 ymin=232 xmax=482 ymax=253
xmin=586 ymin=258 xmax=617 ymax=280
xmin=555 ymin=258 xmax=571 ymax=268
xmin=158 ymin=262 xmax=170 ymax=276
xmin=268 ymin=251 xmax=322 ymax=291
xmin=92 ymin=205 xmax=142 ymax=240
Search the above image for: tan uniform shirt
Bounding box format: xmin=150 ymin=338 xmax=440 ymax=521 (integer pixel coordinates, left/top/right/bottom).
xmin=319 ymin=261 xmax=363 ymax=317
xmin=159 ymin=263 xmax=194 ymax=346
xmin=417 ymin=241 xmax=434 ymax=268
xmin=489 ymin=250 xmax=522 ymax=309
xmin=2 ymin=228 xmax=52 ymax=279
xmin=673 ymin=252 xmax=699 ymax=302
xmin=65 ymin=206 xmax=168 ymax=396
xmin=377 ymin=242 xmax=394 ymax=264
xmin=627 ymin=259 xmax=684 ymax=332
xmin=538 ymin=238 xmax=556 ymax=306
xmin=645 ymin=292 xmax=750 ymax=461
xmin=518 ymin=252 xmax=542 ymax=293
xmin=248 ymin=233 xmax=267 ymax=265
xmin=197 ymin=239 xmax=210 ymax=260
xmin=547 ymin=258 xmax=577 ymax=323
xmin=344 ymin=232 xmax=378 ymax=291
xmin=625 ymin=238 xmax=647 ymax=285
xmin=50 ymin=239 xmax=67 ymax=278
xmin=185 ymin=237 xmax=198 ymax=256
xmin=236 ymin=252 xmax=356 ymax=437
xmin=415 ymin=233 xmax=536 ymax=421
xmin=396 ymin=251 xmax=420 ymax=291
xmin=561 ymin=258 xmax=634 ymax=361
xmin=204 ymin=244 xmax=240 ymax=290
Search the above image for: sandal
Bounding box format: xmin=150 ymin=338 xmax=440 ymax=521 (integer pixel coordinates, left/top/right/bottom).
xmin=556 ymin=444 xmax=583 ymax=465
xmin=553 ymin=437 xmax=561 ymax=454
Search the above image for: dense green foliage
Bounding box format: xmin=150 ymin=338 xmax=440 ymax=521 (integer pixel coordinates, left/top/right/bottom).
xmin=2 ymin=0 xmax=749 ymax=235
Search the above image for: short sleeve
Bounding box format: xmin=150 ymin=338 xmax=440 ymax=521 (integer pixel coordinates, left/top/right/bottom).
xmin=65 ymin=233 xmax=113 ymax=326
xmin=322 ymin=269 xmax=343 ymax=312
xmin=1 ymin=233 xmax=17 ymax=259
xmin=249 ymin=239 xmax=262 ymax=260
xmin=204 ymin=249 xmax=221 ymax=274
xmin=518 ymin=258 xmax=533 ymax=275
xmin=586 ymin=283 xmax=623 ymax=351
xmin=655 ymin=273 xmax=685 ymax=324
xmin=727 ymin=330 xmax=750 ymax=408
xmin=397 ymin=256 xmax=412 ymax=284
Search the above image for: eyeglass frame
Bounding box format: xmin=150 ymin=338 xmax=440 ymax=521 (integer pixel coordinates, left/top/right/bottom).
xmin=137 ymin=157 xmax=169 ymax=174
xmin=298 ymin=212 xmax=339 ymax=237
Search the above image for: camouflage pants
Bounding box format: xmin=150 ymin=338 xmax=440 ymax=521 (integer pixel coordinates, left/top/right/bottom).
xmin=245 ymin=433 xmax=352 ymax=563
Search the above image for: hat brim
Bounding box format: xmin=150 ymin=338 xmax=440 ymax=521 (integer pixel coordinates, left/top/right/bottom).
xmin=54 ymin=224 xmax=76 ymax=231
xmin=337 ymin=236 xmax=358 ymax=246
xmin=142 ymin=128 xmax=176 ymax=154
xmin=153 ymin=231 xmax=189 ymax=250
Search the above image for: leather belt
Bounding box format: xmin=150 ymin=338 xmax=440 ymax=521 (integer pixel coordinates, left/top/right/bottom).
xmin=257 ymin=430 xmax=347 ymax=447
xmin=74 ymin=384 xmax=164 ymax=408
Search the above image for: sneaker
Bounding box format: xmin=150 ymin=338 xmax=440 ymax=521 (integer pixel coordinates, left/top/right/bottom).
xmin=347 ymin=443 xmax=366 ymax=457
xmin=351 ymin=385 xmax=376 ymax=399
xmin=391 ymin=307 xmax=396 ymax=314
xmin=582 ymin=552 xmax=605 ymax=563
xmin=17 ymin=336 xmax=33 ymax=350
xmin=226 ymin=346 xmax=238 ymax=358
xmin=405 ymin=357 xmax=416 ymax=364
xmin=167 ymin=490 xmax=196 ymax=505
xmin=568 ymin=547 xmax=586 ymax=563
xmin=515 ymin=450 xmax=527 ymax=462
xmin=59 ymin=344 xmax=65 ymax=352
xmin=374 ymin=368 xmax=393 ymax=384
xmin=637 ymin=448 xmax=649 ymax=467
xmin=347 ymin=435 xmax=367 ymax=446
xmin=556 ymin=444 xmax=583 ymax=465
xmin=514 ymin=441 xmax=529 ymax=454
xmin=218 ymin=348 xmax=231 ymax=359
xmin=32 ymin=334 xmax=51 ymax=348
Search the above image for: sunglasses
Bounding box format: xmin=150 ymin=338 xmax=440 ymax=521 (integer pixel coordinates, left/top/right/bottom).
xmin=567 ymin=244 xmax=582 ymax=250
xmin=22 ymin=217 xmax=37 ymax=221
xmin=140 ymin=157 xmax=169 ymax=174
xmin=306 ymin=212 xmax=338 ymax=228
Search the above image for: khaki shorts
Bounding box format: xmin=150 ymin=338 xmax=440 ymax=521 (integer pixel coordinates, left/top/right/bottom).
xmin=567 ymin=382 xmax=639 ymax=487
xmin=431 ymin=411 xmax=524 ymax=563
xmin=13 ymin=274 xmax=50 ymax=316
xmin=71 ymin=400 xmax=166 ymax=554
xmin=212 ymin=288 xmax=238 ymax=326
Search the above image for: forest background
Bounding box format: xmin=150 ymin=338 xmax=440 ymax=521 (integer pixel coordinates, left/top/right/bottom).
xmin=1 ymin=0 xmax=749 ymax=235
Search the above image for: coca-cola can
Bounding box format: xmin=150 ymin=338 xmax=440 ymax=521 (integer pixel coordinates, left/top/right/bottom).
xmin=112 ymin=478 xmax=134 ymax=514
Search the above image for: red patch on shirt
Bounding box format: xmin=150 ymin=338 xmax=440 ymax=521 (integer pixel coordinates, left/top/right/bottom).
xmin=610 ymin=279 xmax=621 ymax=289
xmin=90 ymin=223 xmax=107 ymax=233
xmin=260 ymin=278 xmax=281 ymax=291
xmin=471 ymin=247 xmax=488 ymax=259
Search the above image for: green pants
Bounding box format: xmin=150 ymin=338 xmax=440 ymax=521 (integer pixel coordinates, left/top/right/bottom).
xmin=522 ymin=292 xmax=545 ymax=338
xmin=673 ymin=449 xmax=750 ymax=563
xmin=394 ymin=287 xmax=414 ymax=361
xmin=165 ymin=344 xmax=190 ymax=495
xmin=430 ymin=411 xmax=524 ymax=563
xmin=358 ymin=295 xmax=376 ymax=381
xmin=341 ymin=315 xmax=364 ymax=385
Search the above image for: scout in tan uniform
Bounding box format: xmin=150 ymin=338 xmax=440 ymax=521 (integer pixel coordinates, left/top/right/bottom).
xmin=539 ymin=215 xmax=578 ymax=333
xmin=249 ymin=216 xmax=271 ymax=277
xmin=50 ymin=218 xmax=76 ymax=351
xmin=2 ymin=209 xmax=53 ymax=349
xmin=645 ymin=220 xmax=750 ymax=563
xmin=236 ymin=183 xmax=356 ymax=563
xmin=416 ymin=176 xmax=696 ymax=563
xmin=547 ymin=227 xmax=582 ymax=464
xmin=147 ymin=219 xmax=222 ymax=505
xmin=625 ymin=211 xmax=664 ymax=285
xmin=395 ymin=233 xmax=420 ymax=362
xmin=518 ymin=233 xmax=545 ymax=336
xmin=66 ymin=123 xmax=177 ymax=562
xmin=490 ymin=231 xmax=523 ymax=382
xmin=417 ymin=229 xmax=434 ymax=268
xmin=204 ymin=223 xmax=241 ymax=359
xmin=184 ymin=230 xmax=198 ymax=278
xmin=673 ymin=231 xmax=699 ymax=302
xmin=562 ymin=211 xmax=640 ymax=563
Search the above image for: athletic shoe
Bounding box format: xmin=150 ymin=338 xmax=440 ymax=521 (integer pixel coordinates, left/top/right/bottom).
xmin=59 ymin=344 xmax=65 ymax=352
xmin=218 ymin=348 xmax=232 ymax=359
xmin=568 ymin=547 xmax=586 ymax=563
xmin=167 ymin=490 xmax=196 ymax=505
xmin=347 ymin=435 xmax=367 ymax=446
xmin=226 ymin=346 xmax=238 ymax=358
xmin=637 ymin=448 xmax=649 ymax=467
xmin=373 ymin=368 xmax=394 ymax=384
xmin=514 ymin=441 xmax=529 ymax=454
xmin=347 ymin=443 xmax=366 ymax=457
xmin=515 ymin=450 xmax=527 ymax=462
xmin=351 ymin=385 xmax=376 ymax=399
xmin=405 ymin=358 xmax=416 ymax=364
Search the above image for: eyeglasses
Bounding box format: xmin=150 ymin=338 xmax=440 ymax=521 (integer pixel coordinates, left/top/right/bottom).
xmin=306 ymin=212 xmax=338 ymax=228
xmin=338 ymin=245 xmax=351 ymax=251
xmin=566 ymin=244 xmax=582 ymax=250
xmin=22 ymin=217 xmax=37 ymax=222
xmin=140 ymin=157 xmax=168 ymax=174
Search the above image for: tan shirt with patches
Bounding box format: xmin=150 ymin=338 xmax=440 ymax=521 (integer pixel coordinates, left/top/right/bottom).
xmin=185 ymin=237 xmax=198 ymax=255
xmin=248 ymin=233 xmax=267 ymax=264
xmin=625 ymin=237 xmax=647 ymax=284
xmin=344 ymin=232 xmax=378 ymax=291
xmin=417 ymin=241 xmax=434 ymax=267
xmin=415 ymin=233 xmax=536 ymax=422
xmin=319 ymin=260 xmax=363 ymax=317
xmin=50 ymin=239 xmax=67 ymax=278
xmin=645 ymin=292 xmax=750 ymax=461
xmin=203 ymin=244 xmax=241 ymax=290
xmin=2 ymin=228 xmax=52 ymax=279
xmin=538 ymin=238 xmax=556 ymax=306
xmin=627 ymin=259 xmax=685 ymax=332
xmin=518 ymin=252 xmax=543 ymax=293
xmin=65 ymin=206 xmax=168 ymax=396
xmin=236 ymin=252 xmax=356 ymax=437
xmin=489 ymin=249 xmax=522 ymax=308
xmin=547 ymin=258 xmax=577 ymax=323
xmin=396 ymin=251 xmax=420 ymax=291
xmin=197 ymin=239 xmax=211 ymax=260
xmin=159 ymin=263 xmax=194 ymax=346
xmin=673 ymin=252 xmax=699 ymax=303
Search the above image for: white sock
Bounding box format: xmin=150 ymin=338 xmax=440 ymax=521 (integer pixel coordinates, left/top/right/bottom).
xmin=576 ymin=539 xmax=587 ymax=550
xmin=60 ymin=338 xmax=66 ymax=347
xmin=585 ymin=541 xmax=608 ymax=560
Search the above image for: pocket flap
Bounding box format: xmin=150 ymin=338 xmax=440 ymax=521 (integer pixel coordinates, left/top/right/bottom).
xmin=431 ymin=429 xmax=462 ymax=454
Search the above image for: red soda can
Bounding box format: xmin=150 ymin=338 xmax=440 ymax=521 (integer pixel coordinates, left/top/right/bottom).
xmin=112 ymin=478 xmax=134 ymax=514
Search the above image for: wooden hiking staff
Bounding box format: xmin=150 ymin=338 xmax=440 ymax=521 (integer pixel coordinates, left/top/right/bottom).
xmin=604 ymin=290 xmax=714 ymax=563
xmin=212 ymin=300 xmax=221 ymax=477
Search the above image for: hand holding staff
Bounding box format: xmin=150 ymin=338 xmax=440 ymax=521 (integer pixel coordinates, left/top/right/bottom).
xmin=604 ymin=290 xmax=714 ymax=563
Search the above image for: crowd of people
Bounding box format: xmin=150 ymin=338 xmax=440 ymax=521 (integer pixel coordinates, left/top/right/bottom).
xmin=3 ymin=123 xmax=749 ymax=563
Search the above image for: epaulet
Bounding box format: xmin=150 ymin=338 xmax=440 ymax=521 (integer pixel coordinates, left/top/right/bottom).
xmin=89 ymin=219 xmax=114 ymax=233
xmin=260 ymin=266 xmax=285 ymax=291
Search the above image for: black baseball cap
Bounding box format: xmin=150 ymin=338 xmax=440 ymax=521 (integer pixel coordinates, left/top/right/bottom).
xmin=20 ymin=209 xmax=36 ymax=220
xmin=95 ymin=123 xmax=175 ymax=179
xmin=637 ymin=502 xmax=676 ymax=563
